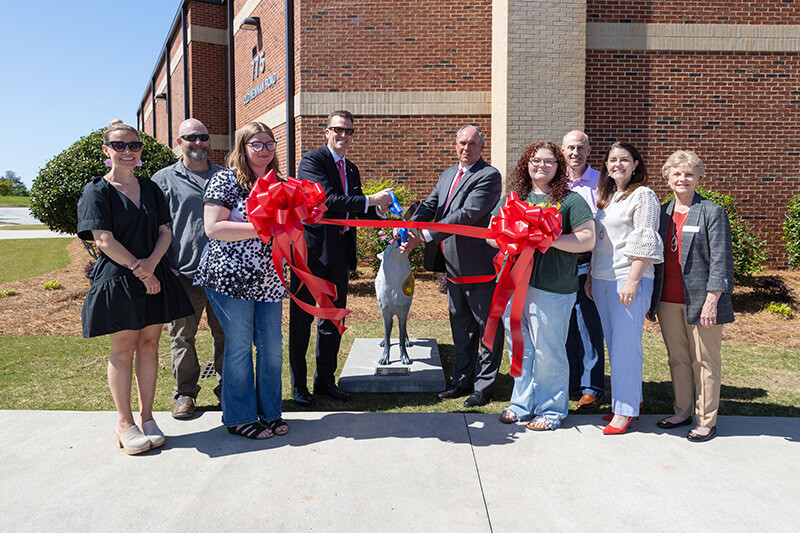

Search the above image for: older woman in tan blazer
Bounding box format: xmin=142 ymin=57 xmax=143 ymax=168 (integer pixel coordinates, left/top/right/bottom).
xmin=648 ymin=150 xmax=734 ymax=442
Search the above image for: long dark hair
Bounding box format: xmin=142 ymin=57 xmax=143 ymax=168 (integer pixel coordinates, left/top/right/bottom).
xmin=597 ymin=141 xmax=647 ymax=209
xmin=508 ymin=141 xmax=568 ymax=202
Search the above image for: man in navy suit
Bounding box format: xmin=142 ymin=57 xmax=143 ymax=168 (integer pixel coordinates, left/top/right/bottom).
xmin=289 ymin=110 xmax=393 ymax=404
xmin=399 ymin=125 xmax=504 ymax=407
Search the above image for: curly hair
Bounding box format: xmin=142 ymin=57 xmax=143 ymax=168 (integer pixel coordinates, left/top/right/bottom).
xmin=597 ymin=141 xmax=648 ymax=209
xmin=508 ymin=141 xmax=569 ymax=202
xmin=225 ymin=122 xmax=281 ymax=191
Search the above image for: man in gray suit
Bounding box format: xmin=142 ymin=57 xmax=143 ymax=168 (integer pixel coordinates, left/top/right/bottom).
xmin=399 ymin=124 xmax=504 ymax=407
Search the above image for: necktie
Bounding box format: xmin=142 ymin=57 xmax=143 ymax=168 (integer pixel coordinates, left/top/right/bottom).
xmin=444 ymin=168 xmax=464 ymax=209
xmin=336 ymin=160 xmax=347 ymax=193
xmin=336 ymin=159 xmax=349 ymax=233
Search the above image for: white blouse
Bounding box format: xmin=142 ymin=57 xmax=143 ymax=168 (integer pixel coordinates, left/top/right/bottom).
xmin=592 ymin=186 xmax=664 ymax=282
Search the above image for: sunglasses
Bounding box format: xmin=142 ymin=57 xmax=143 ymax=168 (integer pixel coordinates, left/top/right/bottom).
xmin=104 ymin=141 xmax=144 ymax=152
xmin=327 ymin=126 xmax=355 ymax=136
xmin=180 ymin=134 xmax=210 ymax=142
xmin=247 ymin=141 xmax=277 ymax=152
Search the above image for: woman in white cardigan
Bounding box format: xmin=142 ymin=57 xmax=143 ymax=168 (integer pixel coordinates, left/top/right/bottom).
xmin=587 ymin=142 xmax=663 ymax=435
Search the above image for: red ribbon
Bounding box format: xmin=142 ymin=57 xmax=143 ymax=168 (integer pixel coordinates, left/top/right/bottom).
xmin=246 ymin=170 xmax=350 ymax=334
xmin=480 ymin=192 xmax=562 ymax=377
xmin=247 ymin=173 xmax=561 ymax=377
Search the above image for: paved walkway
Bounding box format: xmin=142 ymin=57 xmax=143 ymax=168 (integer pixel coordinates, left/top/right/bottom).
xmin=0 ymin=207 xmax=69 ymax=239
xmin=1 ymin=410 xmax=798 ymax=532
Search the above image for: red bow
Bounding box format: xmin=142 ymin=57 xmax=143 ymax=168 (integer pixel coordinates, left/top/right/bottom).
xmin=482 ymin=192 xmax=562 ymax=377
xmin=246 ymin=170 xmax=350 ymax=333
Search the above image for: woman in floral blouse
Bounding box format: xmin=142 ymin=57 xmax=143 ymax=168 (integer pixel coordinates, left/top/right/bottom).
xmin=195 ymin=122 xmax=287 ymax=440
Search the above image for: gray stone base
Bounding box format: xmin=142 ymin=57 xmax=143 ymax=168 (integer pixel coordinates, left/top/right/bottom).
xmin=338 ymin=338 xmax=446 ymax=393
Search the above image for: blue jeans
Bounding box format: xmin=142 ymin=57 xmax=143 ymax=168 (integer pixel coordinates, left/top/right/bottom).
xmin=591 ymin=277 xmax=653 ymax=417
xmin=566 ymin=263 xmax=606 ymax=396
xmin=503 ymin=286 xmax=576 ymax=428
xmin=205 ymin=288 xmax=283 ymax=426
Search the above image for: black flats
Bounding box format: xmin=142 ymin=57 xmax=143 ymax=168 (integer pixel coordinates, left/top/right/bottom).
xmin=687 ymin=426 xmax=717 ymax=442
xmin=657 ymin=417 xmax=693 ymax=429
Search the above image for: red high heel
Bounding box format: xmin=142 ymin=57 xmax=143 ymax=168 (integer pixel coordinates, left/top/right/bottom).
xmin=603 ymin=416 xmax=633 ymax=435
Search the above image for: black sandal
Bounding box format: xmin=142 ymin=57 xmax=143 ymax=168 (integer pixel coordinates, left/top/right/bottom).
xmin=227 ymin=421 xmax=273 ymax=440
xmin=264 ymin=417 xmax=289 ymax=436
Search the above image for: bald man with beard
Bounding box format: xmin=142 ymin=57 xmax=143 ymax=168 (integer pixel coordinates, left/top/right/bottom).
xmin=152 ymin=118 xmax=226 ymax=419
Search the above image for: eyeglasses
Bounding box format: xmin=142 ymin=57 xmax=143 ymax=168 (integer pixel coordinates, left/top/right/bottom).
xmin=530 ymin=159 xmax=558 ymax=167
xmin=247 ymin=141 xmax=277 ymax=152
xmin=327 ymin=126 xmax=355 ymax=136
xmin=104 ymin=141 xmax=144 ymax=152
xmin=180 ymin=134 xmax=209 ymax=142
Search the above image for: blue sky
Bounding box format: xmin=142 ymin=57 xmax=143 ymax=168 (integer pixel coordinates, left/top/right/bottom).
xmin=0 ymin=1 xmax=183 ymax=188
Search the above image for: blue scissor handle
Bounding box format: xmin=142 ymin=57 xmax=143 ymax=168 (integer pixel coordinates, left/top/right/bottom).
xmin=388 ymin=190 xmax=403 ymax=216
xmin=396 ymin=228 xmax=408 ymax=243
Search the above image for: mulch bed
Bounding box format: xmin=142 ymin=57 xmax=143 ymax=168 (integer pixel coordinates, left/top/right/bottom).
xmin=1 ymin=238 xmax=798 ymax=348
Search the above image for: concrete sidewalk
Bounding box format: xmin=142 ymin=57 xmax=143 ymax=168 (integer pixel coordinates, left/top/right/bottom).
xmin=0 ymin=207 xmax=70 ymax=239
xmin=1 ymin=410 xmax=798 ymax=532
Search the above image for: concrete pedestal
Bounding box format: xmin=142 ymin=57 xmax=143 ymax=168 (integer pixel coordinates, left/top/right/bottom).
xmin=338 ymin=338 xmax=446 ymax=393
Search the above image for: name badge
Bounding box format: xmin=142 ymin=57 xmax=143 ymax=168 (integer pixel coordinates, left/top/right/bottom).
xmin=684 ymin=225 xmax=700 ymax=233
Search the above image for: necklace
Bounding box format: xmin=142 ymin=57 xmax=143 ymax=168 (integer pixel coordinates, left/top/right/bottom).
xmin=670 ymin=211 xmax=689 ymax=252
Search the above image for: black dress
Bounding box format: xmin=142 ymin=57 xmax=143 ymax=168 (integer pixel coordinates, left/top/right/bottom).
xmin=77 ymin=176 xmax=193 ymax=338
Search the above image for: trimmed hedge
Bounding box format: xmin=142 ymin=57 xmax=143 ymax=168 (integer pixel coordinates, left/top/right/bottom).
xmin=29 ymin=128 xmax=176 ymax=235
xmin=357 ymin=178 xmax=424 ymax=274
xmin=664 ymin=187 xmax=767 ymax=281
xmin=784 ymin=195 xmax=800 ymax=269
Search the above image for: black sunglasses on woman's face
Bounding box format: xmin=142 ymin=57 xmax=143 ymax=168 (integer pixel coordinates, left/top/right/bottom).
xmin=104 ymin=141 xmax=144 ymax=152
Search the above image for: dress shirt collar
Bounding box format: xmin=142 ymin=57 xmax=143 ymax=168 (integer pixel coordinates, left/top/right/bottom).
xmin=326 ymin=145 xmax=346 ymax=166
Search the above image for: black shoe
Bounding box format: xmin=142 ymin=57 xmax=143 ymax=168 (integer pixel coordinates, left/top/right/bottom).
xmin=293 ymin=387 xmax=314 ymax=406
xmin=437 ymin=385 xmax=473 ymax=401
xmin=463 ymin=390 xmax=491 ymax=408
xmin=687 ymin=426 xmax=717 ymax=442
xmin=657 ymin=416 xmax=693 ymax=429
xmin=313 ymin=382 xmax=351 ymax=401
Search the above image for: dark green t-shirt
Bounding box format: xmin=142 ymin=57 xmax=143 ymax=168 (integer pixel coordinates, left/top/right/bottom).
xmin=492 ymin=190 xmax=593 ymax=294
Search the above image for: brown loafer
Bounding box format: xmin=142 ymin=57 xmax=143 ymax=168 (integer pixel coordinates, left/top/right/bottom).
xmin=575 ymin=393 xmax=602 ymax=411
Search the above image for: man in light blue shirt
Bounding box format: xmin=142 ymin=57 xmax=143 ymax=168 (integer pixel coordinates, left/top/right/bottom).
xmin=563 ymin=130 xmax=605 ymax=411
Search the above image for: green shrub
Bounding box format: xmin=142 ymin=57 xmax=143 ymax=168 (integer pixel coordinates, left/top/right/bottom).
xmin=42 ymin=280 xmax=62 ymax=290
xmin=357 ymin=178 xmax=424 ymax=274
xmin=0 ymin=289 xmax=18 ymax=298
xmin=784 ymin=195 xmax=800 ymax=269
xmin=663 ymin=187 xmax=767 ymax=281
xmin=29 ymin=128 xmax=177 ymax=236
xmin=766 ymin=301 xmax=794 ymax=319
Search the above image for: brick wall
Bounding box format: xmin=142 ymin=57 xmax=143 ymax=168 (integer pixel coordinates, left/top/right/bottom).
xmin=233 ymin=0 xmax=287 ymax=125
xmin=296 ymin=115 xmax=492 ymax=199
xmin=587 ymin=1 xmax=800 ymax=23
xmin=296 ymin=0 xmax=492 ymax=92
xmin=585 ymin=50 xmax=800 ymax=266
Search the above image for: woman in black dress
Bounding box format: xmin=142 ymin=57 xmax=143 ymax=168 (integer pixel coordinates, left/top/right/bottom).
xmin=78 ymin=120 xmax=192 ymax=454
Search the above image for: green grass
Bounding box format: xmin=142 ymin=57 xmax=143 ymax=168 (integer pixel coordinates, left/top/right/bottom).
xmin=0 ymin=224 xmax=49 ymax=231
xmin=0 ymin=195 xmax=30 ymax=207
xmin=1 ymin=321 xmax=798 ymax=417
xmin=0 ymin=238 xmax=73 ymax=284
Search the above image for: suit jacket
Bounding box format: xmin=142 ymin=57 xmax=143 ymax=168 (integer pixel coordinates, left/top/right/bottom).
xmin=650 ymin=192 xmax=735 ymax=324
xmin=412 ymin=157 xmax=501 ymax=277
xmin=297 ymin=145 xmax=379 ymax=270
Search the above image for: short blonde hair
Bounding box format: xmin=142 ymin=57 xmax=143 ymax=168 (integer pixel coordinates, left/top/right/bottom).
xmin=662 ymin=150 xmax=705 ymax=180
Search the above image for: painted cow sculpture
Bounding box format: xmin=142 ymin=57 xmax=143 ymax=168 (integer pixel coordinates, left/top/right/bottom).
xmin=375 ymin=239 xmax=414 ymax=365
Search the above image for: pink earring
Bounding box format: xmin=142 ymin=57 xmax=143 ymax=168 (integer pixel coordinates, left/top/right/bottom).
xmin=104 ymin=159 xmax=112 ymax=167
